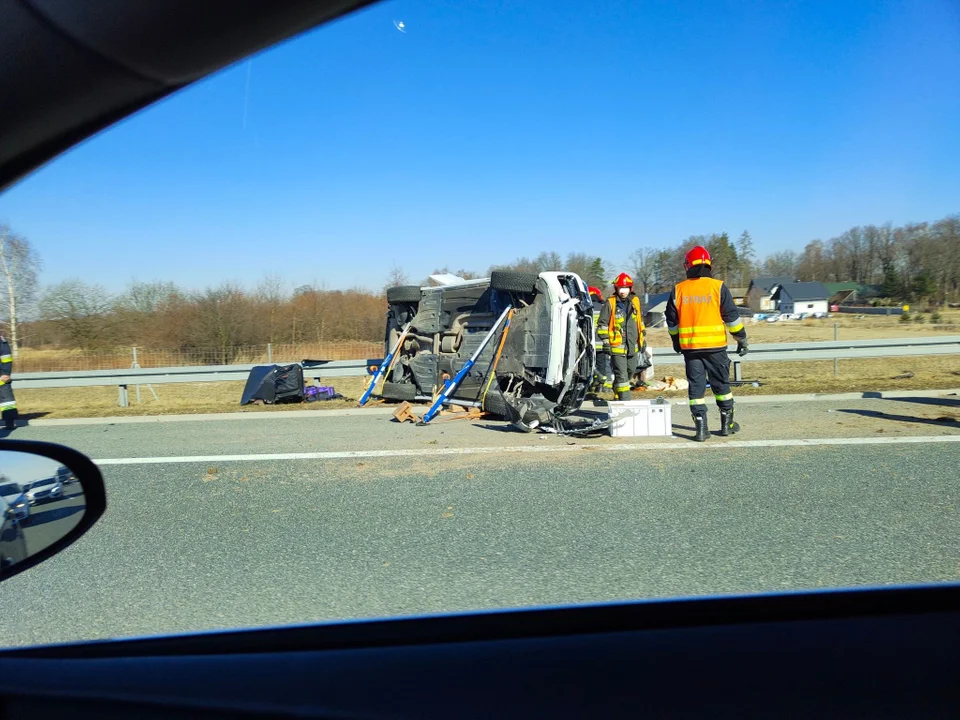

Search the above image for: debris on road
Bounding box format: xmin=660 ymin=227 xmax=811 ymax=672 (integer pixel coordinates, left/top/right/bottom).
xmin=644 ymin=376 xmax=689 ymax=392
xmin=392 ymin=401 xmax=418 ymax=424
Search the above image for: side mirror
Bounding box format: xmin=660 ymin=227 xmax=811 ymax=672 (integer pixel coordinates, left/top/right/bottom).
xmin=0 ymin=439 xmax=106 ymax=582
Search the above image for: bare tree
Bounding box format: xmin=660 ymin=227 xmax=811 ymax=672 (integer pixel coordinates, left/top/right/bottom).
xmin=384 ymin=263 xmax=410 ymax=293
xmin=0 ymin=225 xmax=42 ymax=356
xmin=39 ymin=279 xmax=116 ymax=350
xmin=628 ymin=248 xmax=656 ymax=295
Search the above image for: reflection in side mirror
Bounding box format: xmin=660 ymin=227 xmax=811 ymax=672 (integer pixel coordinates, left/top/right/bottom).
xmin=0 ymin=452 xmax=88 ymax=572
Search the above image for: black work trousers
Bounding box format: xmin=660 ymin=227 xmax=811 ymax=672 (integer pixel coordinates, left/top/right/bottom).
xmin=684 ymin=349 xmax=733 ymax=418
xmin=0 ymin=381 xmax=16 ymax=429
xmin=611 ymin=352 xmax=639 ymax=400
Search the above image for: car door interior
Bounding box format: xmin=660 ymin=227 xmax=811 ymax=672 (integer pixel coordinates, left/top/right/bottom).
xmin=1 ymin=583 xmax=958 ymax=718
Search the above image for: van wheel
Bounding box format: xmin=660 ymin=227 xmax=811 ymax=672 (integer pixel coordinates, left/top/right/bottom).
xmin=386 ymin=285 xmax=422 ymax=304
xmin=381 ymin=382 xmax=418 ymax=401
xmin=480 ymin=390 xmax=508 ymax=416
xmin=490 ymin=271 xmax=538 ymax=294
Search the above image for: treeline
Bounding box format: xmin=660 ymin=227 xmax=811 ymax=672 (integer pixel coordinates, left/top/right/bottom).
xmin=8 ymin=212 xmax=960 ymax=358
xmin=783 ymin=215 xmax=959 ymax=301
xmin=23 ymin=279 xmax=386 ymax=353
xmin=625 ymin=213 xmax=959 ymax=301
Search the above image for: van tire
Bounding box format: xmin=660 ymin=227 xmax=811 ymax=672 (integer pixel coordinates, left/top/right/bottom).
xmin=490 ymin=271 xmax=538 ymax=294
xmin=386 ymin=285 xmax=423 ymax=304
xmin=381 ymin=381 xmax=418 ymax=401
xmin=480 ymin=390 xmax=508 ymax=416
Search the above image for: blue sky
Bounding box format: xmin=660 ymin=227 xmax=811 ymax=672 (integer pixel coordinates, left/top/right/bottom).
xmin=0 ymin=0 xmax=957 ymax=293
xmin=1 ymin=451 xmax=60 ymax=486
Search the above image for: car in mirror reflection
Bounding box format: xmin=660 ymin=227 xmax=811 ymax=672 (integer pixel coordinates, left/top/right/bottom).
xmin=0 ymin=493 xmax=28 ymax=569
xmin=0 ymin=480 xmax=30 ymax=522
xmin=24 ymin=477 xmax=63 ymax=506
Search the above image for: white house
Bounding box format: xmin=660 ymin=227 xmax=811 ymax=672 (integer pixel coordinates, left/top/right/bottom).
xmin=772 ymin=282 xmax=830 ymax=315
xmin=746 ymin=276 xmax=794 ymax=311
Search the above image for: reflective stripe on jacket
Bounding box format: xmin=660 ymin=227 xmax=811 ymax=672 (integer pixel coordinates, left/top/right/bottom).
xmin=670 ymin=277 xmax=731 ymax=350
xmin=603 ymin=295 xmax=644 ymax=356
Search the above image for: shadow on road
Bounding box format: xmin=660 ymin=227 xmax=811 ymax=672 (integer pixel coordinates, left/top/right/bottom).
xmin=24 ymin=504 xmax=85 ymax=529
xmin=0 ymin=412 xmax=50 ymax=438
xmin=885 ymin=396 xmax=960 ymax=409
xmin=837 ymin=408 xmax=960 ymax=427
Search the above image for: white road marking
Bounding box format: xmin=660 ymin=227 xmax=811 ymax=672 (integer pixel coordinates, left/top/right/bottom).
xmin=93 ymin=434 xmax=960 ymax=465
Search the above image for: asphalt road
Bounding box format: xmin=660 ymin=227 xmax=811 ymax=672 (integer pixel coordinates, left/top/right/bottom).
xmin=0 ymin=395 xmax=958 ymax=648
xmin=21 ymin=486 xmax=86 ymax=557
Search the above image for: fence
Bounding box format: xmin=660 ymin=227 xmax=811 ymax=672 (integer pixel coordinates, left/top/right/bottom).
xmin=14 ymin=342 xmax=384 ymax=373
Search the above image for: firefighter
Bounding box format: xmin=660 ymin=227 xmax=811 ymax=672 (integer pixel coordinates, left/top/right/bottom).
xmin=588 ymin=286 xmax=613 ymax=393
xmin=598 ymin=273 xmax=645 ymax=401
xmin=0 ymin=333 xmax=17 ymax=430
xmin=665 ymin=246 xmax=748 ymax=442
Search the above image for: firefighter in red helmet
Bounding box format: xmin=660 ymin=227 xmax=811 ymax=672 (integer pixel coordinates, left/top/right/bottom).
xmin=665 ymin=245 xmax=748 ymax=442
xmin=588 ymin=286 xmax=613 ymax=393
xmin=598 ymin=273 xmax=645 ymax=400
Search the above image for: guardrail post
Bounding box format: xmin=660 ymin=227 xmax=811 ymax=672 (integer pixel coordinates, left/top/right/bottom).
xmin=118 ymin=384 xmax=129 ymax=408
xmin=733 ymin=360 xmax=742 ymax=382
xmin=834 ymin=357 xmax=839 ymax=376
xmin=834 ymin=323 xmax=838 ymax=341
xmin=133 ymin=347 xmax=141 ymax=404
xmin=267 ymin=343 xmax=273 ymax=363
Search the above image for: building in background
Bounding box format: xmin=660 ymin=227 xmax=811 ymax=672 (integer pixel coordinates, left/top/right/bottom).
xmin=772 ymin=282 xmax=830 ymax=316
xmin=746 ymin=276 xmax=795 ymax=311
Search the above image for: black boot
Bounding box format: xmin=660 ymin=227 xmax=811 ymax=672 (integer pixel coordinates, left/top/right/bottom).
xmin=693 ymin=415 xmax=709 ymax=442
xmin=719 ymin=407 xmax=740 ymax=436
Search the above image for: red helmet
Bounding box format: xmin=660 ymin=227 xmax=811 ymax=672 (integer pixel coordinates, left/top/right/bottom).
xmin=613 ymin=272 xmax=633 ymax=289
xmin=684 ymin=245 xmax=712 ymax=270
xmin=587 ymin=285 xmax=603 ymax=300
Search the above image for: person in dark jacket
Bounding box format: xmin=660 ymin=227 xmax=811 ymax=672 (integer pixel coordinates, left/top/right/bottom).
xmin=0 ymin=334 xmax=17 ymax=430
xmin=664 ymin=246 xmax=747 ymax=442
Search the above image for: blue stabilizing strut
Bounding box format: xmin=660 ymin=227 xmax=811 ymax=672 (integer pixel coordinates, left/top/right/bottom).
xmin=420 ymin=305 xmax=513 ymax=424
xmin=358 ymin=322 xmax=411 ymax=407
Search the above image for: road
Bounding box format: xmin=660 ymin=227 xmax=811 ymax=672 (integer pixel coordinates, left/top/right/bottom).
xmin=20 ymin=486 xmax=86 ymax=558
xmin=0 ymin=394 xmax=958 ymax=648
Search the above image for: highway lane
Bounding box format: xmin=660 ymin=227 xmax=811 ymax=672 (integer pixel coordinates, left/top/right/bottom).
xmin=20 ymin=486 xmax=86 ymax=557
xmin=0 ymin=412 xmax=958 ymax=648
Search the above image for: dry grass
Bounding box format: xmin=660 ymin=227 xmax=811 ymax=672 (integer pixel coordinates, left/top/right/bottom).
xmin=17 ymin=377 xmax=371 ymax=420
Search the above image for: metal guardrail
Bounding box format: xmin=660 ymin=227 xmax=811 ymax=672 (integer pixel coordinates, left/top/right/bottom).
xmin=15 ymin=359 xmax=380 ymax=406
xmin=10 ymin=336 xmax=960 ymax=406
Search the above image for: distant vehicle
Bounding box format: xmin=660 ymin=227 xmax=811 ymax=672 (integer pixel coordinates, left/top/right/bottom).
xmin=24 ymin=477 xmax=63 ymax=506
xmin=813 ymin=312 xmax=829 ymax=319
xmin=0 ymin=482 xmax=29 ymax=523
xmin=765 ymin=314 xmax=781 ymax=323
xmin=55 ymin=466 xmax=77 ymax=485
xmin=0 ymin=494 xmax=28 ymax=570
xmin=381 ymin=271 xmax=595 ymax=418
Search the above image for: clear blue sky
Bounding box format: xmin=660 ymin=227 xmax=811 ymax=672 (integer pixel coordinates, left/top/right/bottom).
xmin=0 ymin=0 xmax=957 ymax=294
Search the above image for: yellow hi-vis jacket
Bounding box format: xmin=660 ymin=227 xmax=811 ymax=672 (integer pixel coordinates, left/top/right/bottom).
xmin=668 ymin=277 xmax=745 ymax=351
xmin=598 ymin=294 xmax=645 ymax=356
